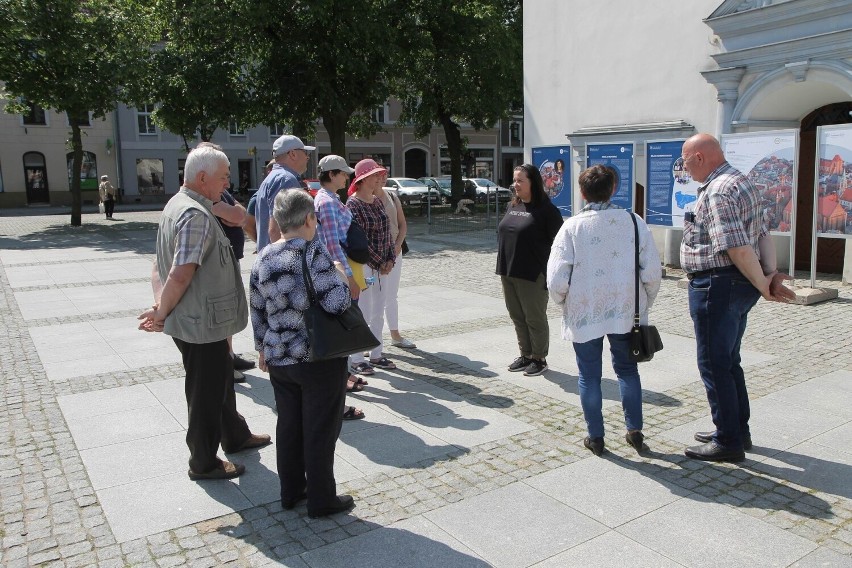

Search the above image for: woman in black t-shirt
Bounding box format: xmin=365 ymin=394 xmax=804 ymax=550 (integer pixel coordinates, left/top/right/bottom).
xmin=496 ymin=164 xmax=564 ymax=377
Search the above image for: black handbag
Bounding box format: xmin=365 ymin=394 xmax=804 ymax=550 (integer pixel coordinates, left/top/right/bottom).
xmin=342 ymin=220 xmax=370 ymax=264
xmin=301 ymin=247 xmax=380 ymax=361
xmin=628 ymin=212 xmax=663 ymax=362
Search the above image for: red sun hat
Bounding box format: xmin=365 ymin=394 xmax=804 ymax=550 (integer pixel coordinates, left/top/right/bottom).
xmin=348 ymin=159 xmax=387 ymax=196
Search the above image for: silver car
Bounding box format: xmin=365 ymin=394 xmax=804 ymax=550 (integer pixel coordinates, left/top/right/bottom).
xmin=384 ymin=178 xmax=435 ymax=206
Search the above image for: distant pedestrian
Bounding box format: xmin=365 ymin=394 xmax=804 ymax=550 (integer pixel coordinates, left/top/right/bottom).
xmin=497 ymin=164 xmax=563 ymax=376
xmin=99 ymin=175 xmax=116 ymax=219
xmin=679 ymin=133 xmax=795 ymax=463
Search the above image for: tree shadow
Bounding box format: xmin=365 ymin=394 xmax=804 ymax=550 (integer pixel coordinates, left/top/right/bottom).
xmin=0 ymin=220 xmax=159 ymax=256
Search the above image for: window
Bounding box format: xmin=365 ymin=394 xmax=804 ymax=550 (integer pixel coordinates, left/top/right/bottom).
xmin=270 ymin=123 xmax=290 ymax=138
xmin=440 ymin=148 xmax=494 ymax=179
xmin=509 ymin=121 xmax=522 ymax=147
xmin=137 ymin=159 xmax=165 ymax=195
xmin=66 ymin=151 xmax=98 ymax=190
xmin=372 ymin=102 xmax=389 ymax=124
xmin=228 ymin=121 xmax=245 ymax=136
xmin=137 ymin=104 xmax=157 ymax=135
xmin=22 ymin=102 xmax=47 ymax=126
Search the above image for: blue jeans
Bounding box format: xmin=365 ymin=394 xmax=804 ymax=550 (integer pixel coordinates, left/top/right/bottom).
xmin=688 ymin=268 xmax=760 ymax=449
xmin=573 ymin=333 xmax=643 ymax=438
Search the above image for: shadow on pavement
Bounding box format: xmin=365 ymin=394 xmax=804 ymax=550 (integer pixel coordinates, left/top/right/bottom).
xmin=0 ymin=220 xmax=159 ymax=256
xmin=608 ymin=449 xmax=834 ymax=519
xmin=745 ymin=446 xmax=852 ymax=501
xmin=543 ymin=369 xmax=683 ymax=408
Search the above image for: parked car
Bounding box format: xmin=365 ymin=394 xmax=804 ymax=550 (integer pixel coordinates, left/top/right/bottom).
xmin=464 ymin=178 xmax=513 ymax=203
xmin=417 ymin=176 xmax=453 ymax=205
xmin=383 ymin=177 xmax=436 ymax=207
xmin=303 ymin=178 xmax=321 ymax=197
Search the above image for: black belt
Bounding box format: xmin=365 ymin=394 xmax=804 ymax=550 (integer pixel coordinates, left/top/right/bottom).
xmin=686 ymin=265 xmax=740 ymax=280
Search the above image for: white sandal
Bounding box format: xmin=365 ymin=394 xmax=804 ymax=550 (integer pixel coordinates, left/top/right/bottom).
xmin=391 ymin=338 xmax=416 ymax=349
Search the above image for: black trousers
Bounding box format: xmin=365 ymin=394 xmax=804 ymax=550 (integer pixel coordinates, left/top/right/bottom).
xmin=173 ymin=338 xmax=252 ymax=473
xmin=269 ymin=357 xmax=348 ymax=512
xmin=104 ymin=197 xmax=115 ymax=217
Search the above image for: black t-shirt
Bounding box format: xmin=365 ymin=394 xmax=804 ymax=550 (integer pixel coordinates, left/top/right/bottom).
xmin=217 ymin=191 xmax=246 ymax=260
xmin=496 ymin=198 xmax=564 ymax=282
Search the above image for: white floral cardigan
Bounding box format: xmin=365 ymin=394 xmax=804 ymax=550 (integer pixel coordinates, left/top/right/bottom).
xmin=546 ymin=206 xmax=661 ymax=344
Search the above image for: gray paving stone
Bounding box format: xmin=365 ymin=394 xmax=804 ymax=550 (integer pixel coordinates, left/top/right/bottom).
xmin=531 ymin=530 xmax=684 ymax=567
xmin=618 ymin=497 xmax=818 ymax=567
xmin=524 ymin=455 xmax=690 ymax=528
xmin=424 ymin=482 xmax=607 ymax=567
xmin=300 ymin=516 xmax=489 ymax=568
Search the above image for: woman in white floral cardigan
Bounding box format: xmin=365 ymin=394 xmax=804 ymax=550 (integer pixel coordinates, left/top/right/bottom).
xmin=546 ymin=165 xmax=661 ymax=457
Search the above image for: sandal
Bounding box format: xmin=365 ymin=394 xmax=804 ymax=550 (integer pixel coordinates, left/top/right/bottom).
xmin=351 ymin=374 xmax=368 ymax=386
xmin=346 ymin=379 xmax=364 ymax=393
xmin=343 ymin=406 xmax=365 ymax=421
xmin=350 ymin=362 xmax=375 ymax=376
xmin=369 ymin=357 xmax=396 ymax=370
xmin=391 ymin=338 xmax=416 ymax=349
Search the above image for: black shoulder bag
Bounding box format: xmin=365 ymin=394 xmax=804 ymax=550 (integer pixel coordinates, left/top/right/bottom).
xmin=342 ymin=221 xmax=370 ymax=264
xmin=628 ymin=212 xmax=663 ymax=362
xmin=301 ymin=246 xmax=380 ymax=361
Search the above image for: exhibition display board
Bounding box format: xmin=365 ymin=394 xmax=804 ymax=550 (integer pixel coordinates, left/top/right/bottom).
xmin=814 ymin=124 xmax=852 ymax=238
xmin=531 ymin=145 xmax=572 ymax=216
xmin=644 ymin=139 xmax=698 ymax=228
xmin=586 ymin=143 xmax=635 ymax=211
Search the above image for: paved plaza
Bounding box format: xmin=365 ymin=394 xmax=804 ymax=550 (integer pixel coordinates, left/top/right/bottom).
xmin=1 ymin=210 xmax=852 ymax=567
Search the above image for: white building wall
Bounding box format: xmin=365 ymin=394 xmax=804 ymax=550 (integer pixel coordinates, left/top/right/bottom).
xmin=523 ymin=0 xmax=723 ymax=153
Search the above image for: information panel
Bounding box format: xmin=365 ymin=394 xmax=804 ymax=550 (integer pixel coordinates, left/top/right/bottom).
xmin=586 ymin=143 xmax=634 ymax=211
xmin=532 ymin=145 xmax=572 ymax=216
xmin=815 ymin=125 xmax=852 ymax=238
xmin=645 ymin=139 xmax=699 ymax=227
xmin=722 ymin=130 xmax=797 ymax=235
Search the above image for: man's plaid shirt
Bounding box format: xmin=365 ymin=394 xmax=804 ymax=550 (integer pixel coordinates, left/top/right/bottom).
xmin=680 ymin=161 xmax=766 ymax=273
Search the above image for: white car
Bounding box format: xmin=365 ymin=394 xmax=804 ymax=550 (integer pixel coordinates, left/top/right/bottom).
xmin=383 ymin=178 xmax=435 ymax=206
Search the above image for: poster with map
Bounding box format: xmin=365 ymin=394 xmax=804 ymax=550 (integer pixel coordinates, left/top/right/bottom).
xmin=645 ymin=139 xmax=700 ymax=228
xmin=815 ymin=124 xmax=852 ymax=238
xmin=721 ymin=130 xmax=798 ymax=235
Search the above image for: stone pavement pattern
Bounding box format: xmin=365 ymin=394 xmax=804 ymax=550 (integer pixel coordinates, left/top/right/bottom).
xmin=1 ymin=211 xmax=851 ymax=567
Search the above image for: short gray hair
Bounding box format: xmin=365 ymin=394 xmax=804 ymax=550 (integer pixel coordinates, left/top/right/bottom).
xmin=184 ymin=145 xmax=229 ymax=183
xmin=273 ymin=189 xmax=315 ymax=233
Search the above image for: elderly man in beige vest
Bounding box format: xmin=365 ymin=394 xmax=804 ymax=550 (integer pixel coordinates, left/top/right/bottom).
xmin=138 ymin=145 xmax=270 ymax=481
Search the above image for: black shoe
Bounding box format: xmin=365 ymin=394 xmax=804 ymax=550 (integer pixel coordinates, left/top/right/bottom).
xmin=684 ymin=441 xmax=745 ymax=462
xmin=508 ymin=356 xmax=531 ymax=372
xmin=282 ymin=491 xmax=307 ymax=510
xmin=232 ymin=354 xmax=256 ymax=371
xmin=233 ymin=369 xmax=246 ymax=383
xmin=584 ymin=436 xmax=605 ymax=456
xmin=694 ymin=430 xmax=752 ymax=451
xmin=625 ymin=431 xmax=649 ymax=454
xmin=523 ymin=359 xmax=548 ymax=376
xmin=308 ymin=495 xmax=355 ymax=518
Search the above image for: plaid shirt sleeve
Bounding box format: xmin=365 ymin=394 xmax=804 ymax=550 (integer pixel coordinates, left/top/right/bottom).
xmin=315 ymin=192 xmax=353 ymax=277
xmin=173 ymin=208 xmax=211 ymax=266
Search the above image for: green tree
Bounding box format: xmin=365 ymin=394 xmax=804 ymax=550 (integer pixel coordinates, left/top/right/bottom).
xmin=247 ymin=0 xmax=401 ymax=157
xmin=136 ymin=0 xmax=257 ymax=151
xmin=394 ymin=0 xmax=522 ymax=200
xmin=0 ymin=0 xmax=152 ymax=226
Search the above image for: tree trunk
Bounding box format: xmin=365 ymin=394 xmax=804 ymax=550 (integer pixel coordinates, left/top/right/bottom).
xmin=438 ymin=109 xmax=464 ymax=201
xmin=69 ymin=121 xmax=83 ymax=227
xmin=323 ymin=111 xmax=348 ymax=159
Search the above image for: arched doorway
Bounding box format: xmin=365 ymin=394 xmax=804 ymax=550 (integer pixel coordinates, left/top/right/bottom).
xmin=795 ymin=102 xmax=852 ymax=273
xmin=23 ymin=152 xmax=49 ymax=204
xmin=404 ymin=148 xmax=427 ymax=179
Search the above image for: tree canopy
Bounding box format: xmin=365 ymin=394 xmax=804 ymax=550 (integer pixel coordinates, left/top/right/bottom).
xmin=0 ymin=0 xmax=153 ymax=225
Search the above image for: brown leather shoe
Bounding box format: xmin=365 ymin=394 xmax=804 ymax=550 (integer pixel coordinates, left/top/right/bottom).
xmin=231 ymin=433 xmax=272 ymax=453
xmin=188 ymin=460 xmax=245 ymax=481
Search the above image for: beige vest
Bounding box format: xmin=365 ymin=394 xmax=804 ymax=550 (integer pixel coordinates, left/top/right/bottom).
xmin=155 ymin=189 xmax=248 ymax=343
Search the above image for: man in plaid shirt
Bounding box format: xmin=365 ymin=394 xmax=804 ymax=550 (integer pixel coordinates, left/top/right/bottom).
xmin=679 ymin=133 xmax=794 ymax=463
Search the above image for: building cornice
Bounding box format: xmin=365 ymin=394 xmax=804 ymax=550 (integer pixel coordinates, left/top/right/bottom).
xmin=707 ymin=0 xmax=852 ymax=38
xmin=566 ymin=120 xmax=695 ymax=138
xmin=711 ymin=29 xmax=852 ymax=72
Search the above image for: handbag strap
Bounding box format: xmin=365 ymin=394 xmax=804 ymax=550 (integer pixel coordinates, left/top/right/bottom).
xmin=301 ymin=244 xmax=318 ymax=306
xmin=628 ymin=211 xmax=640 ymax=330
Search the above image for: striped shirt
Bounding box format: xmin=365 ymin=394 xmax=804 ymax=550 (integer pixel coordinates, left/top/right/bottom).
xmin=173 ymin=188 xmax=212 ymax=266
xmin=314 ymin=187 xmax=353 ymax=277
xmin=680 ymin=161 xmax=765 ymax=273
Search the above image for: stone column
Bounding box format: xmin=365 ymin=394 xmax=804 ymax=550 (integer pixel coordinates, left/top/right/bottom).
xmin=700 ymin=67 xmax=747 ymax=136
